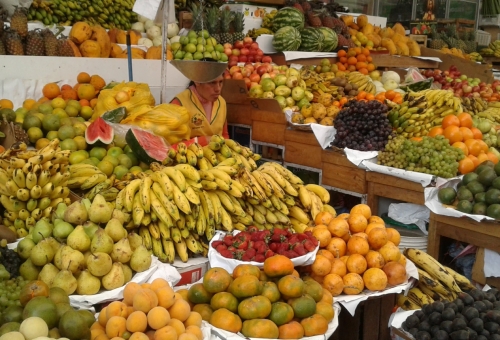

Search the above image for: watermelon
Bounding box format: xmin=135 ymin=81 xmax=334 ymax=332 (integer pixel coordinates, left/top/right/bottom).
xmin=318 ymin=27 xmax=338 ymax=52
xmin=272 ymin=8 xmax=305 ymax=31
xmin=85 ymin=117 xmax=114 ymax=144
xmin=272 ymin=26 xmax=301 ymax=52
xmin=299 ymin=27 xmax=324 ymax=52
xmin=125 ymin=127 xmax=169 ymax=164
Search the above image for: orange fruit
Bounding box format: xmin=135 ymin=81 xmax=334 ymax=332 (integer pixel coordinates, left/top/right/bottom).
xmin=383 ymin=262 xmax=407 ymax=286
xmin=42 ymin=83 xmax=61 ymax=99
xmin=428 ymin=126 xmax=443 ymax=137
xmin=342 ymin=273 xmax=364 ymax=295
xmin=470 ymin=127 xmax=483 ymax=139
xmin=363 ymin=268 xmax=388 ymax=291
xmin=264 ymin=255 xmax=294 ymax=278
xmin=477 ymin=152 xmax=490 ymax=164
xmin=311 ymin=255 xmax=332 ymax=277
xmin=347 ymin=235 xmax=369 ymax=255
xmin=385 ymin=90 xmax=396 ymax=100
xmin=77 ymin=84 xmax=97 ymax=100
xmin=350 ymin=204 xmax=371 ymax=219
xmin=0 ymin=99 xmax=14 ymax=109
xmin=385 ymin=228 xmax=401 ymax=246
xmin=203 ymin=267 xmax=232 ymax=294
xmin=327 ymin=218 xmax=349 ymax=238
xmin=90 ymin=74 xmax=106 ymax=91
xmin=326 ymin=237 xmax=346 ymax=258
xmin=312 ymin=227 xmax=332 ymax=248
xmin=322 ymin=273 xmax=344 ymax=296
xmin=443 ymin=125 xmax=463 ymax=144
xmin=314 ymin=211 xmax=335 ymax=226
xmin=330 ymin=258 xmax=347 ymax=277
xmin=468 ymin=154 xmax=480 ymax=167
xmin=452 ymin=141 xmax=469 ymax=156
xmin=346 ymin=254 xmax=367 ymax=274
xmin=457 ymin=112 xmax=473 ymax=128
xmin=476 ymin=140 xmax=489 ymax=153
xmin=77 ymin=72 xmax=91 ymax=83
xmin=347 ymin=56 xmax=357 ymax=65
xmin=365 ymin=250 xmax=385 ymax=269
xmin=442 ymin=115 xmax=460 ymax=129
xmin=367 ymin=228 xmax=388 ymax=250
xmin=365 ymin=222 xmax=385 ymax=235
xmin=487 ymin=152 xmax=499 ymax=164
xmin=459 ymin=127 xmax=474 ymax=141
xmin=317 ymin=249 xmax=335 ymax=262
xmin=347 ymin=213 xmax=367 ymax=234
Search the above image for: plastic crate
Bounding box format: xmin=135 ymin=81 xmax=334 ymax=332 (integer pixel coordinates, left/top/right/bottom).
xmin=476 ymin=30 xmax=491 ymax=46
xmin=480 ymin=14 xmax=500 ymax=27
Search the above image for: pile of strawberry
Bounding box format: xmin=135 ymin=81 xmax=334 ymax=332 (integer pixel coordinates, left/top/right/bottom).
xmin=211 ymin=226 xmax=319 ymax=262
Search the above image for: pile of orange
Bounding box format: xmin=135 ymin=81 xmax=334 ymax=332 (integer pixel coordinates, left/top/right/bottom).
xmin=428 ymin=113 xmax=498 ymax=174
xmin=302 ymin=204 xmax=407 ymax=297
xmin=357 ymin=90 xmax=403 ymax=105
xmin=336 ymin=48 xmax=376 ymax=75
xmin=92 ymin=278 xmax=204 ymax=340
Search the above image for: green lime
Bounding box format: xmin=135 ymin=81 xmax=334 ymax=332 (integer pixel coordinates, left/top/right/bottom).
xmin=73 ymin=136 xmax=87 ymax=150
xmin=60 ymin=139 xmax=78 ymax=151
xmin=38 ymin=103 xmax=53 ymax=115
xmin=102 ymin=155 xmax=119 ymax=167
xmin=23 ymin=115 xmax=42 ymax=131
xmin=129 ymin=166 xmax=142 ymax=174
xmin=107 ymin=146 xmax=124 ymax=158
xmin=46 ymin=131 xmax=59 ymax=141
xmin=126 ymin=152 xmax=139 ymax=167
xmin=88 ymin=157 xmax=100 ymax=166
xmin=58 ymin=125 xmax=76 ymax=140
xmin=72 ymin=122 xmax=87 ymax=137
xmin=27 ymin=127 xmax=43 ymax=144
xmin=97 ymin=160 xmax=114 ymax=177
xmin=69 ymin=150 xmax=89 ymax=165
xmin=42 ymin=114 xmax=61 ymax=132
xmin=117 ymin=154 xmax=132 ymax=169
xmin=64 ymin=105 xmax=79 ymax=118
xmin=89 ymin=147 xmax=107 ymax=161
xmin=113 ymin=165 xmax=129 ymax=180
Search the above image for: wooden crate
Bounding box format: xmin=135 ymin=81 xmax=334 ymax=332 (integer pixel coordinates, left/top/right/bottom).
xmin=321 ymin=149 xmax=367 ymax=194
xmin=366 ymin=172 xmax=425 ymax=216
xmin=284 ymin=129 xmax=322 ymax=169
xmin=251 ymin=100 xmax=287 ymax=146
xmin=226 ymin=102 xmax=253 ymax=126
xmin=409 ymin=34 xmax=428 ymax=47
xmin=179 ymin=11 xmax=193 ymax=29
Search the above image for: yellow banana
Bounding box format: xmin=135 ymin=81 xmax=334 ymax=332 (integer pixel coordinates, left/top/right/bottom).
xmin=206 ymin=191 xmax=222 ymax=226
xmin=124 ymin=179 xmax=142 ymax=212
xmin=289 ymin=206 xmax=310 ymax=224
xmin=199 ymin=191 xmax=215 ymax=227
xmin=139 ymin=226 xmax=152 ymax=250
xmin=174 ymin=238 xmax=189 ymax=262
xmin=443 ymin=266 xmax=475 ymax=291
xmin=174 ymin=164 xmax=201 ymax=183
xmin=13 ymin=169 xmax=26 ymax=189
xmin=184 ymin=186 xmax=201 ymax=205
xmin=162 ymin=239 xmax=175 ymax=263
xmin=202 ymin=146 xmax=218 ymax=166
xmin=150 ymin=193 xmax=173 ymax=228
xmin=172 ymin=184 xmax=191 ymax=214
xmin=298 ymin=185 xmax=312 ymax=211
xmin=162 ymin=167 xmax=187 ymax=193
xmin=305 ymin=184 xmax=330 ymax=204
xmin=197 ymin=157 xmax=211 ymax=171
xmin=132 ymin=193 xmax=145 ymax=226
xmin=201 ymin=180 xmax=218 ymax=191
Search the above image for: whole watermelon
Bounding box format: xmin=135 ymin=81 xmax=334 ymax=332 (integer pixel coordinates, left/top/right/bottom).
xmin=318 ymin=27 xmax=338 ymax=52
xmin=272 ymin=26 xmax=301 ymax=52
xmin=299 ymin=27 xmax=324 ymax=52
xmin=272 ymin=8 xmax=305 ymax=31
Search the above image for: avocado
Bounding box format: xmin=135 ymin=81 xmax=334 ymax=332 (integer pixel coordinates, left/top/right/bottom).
xmin=462 ymin=172 xmax=479 ymax=186
xmin=491 ymin=177 xmax=500 ymax=190
xmin=467 ymin=180 xmax=486 ymax=195
xmin=456 ymin=200 xmax=473 ymax=213
xmin=494 ymin=161 xmax=500 ymax=176
xmin=457 ymin=187 xmax=474 ymax=202
xmin=486 ymin=204 xmax=500 ymax=220
xmin=481 ymin=160 xmax=495 ymax=168
xmin=475 ymin=192 xmax=486 ymax=203
xmin=478 ymin=167 xmax=497 ymax=187
xmin=485 ymin=188 xmax=500 ymax=205
xmin=475 ymin=164 xmax=492 ymax=175
xmin=438 ymin=187 xmax=457 ymax=204
xmin=473 ymin=202 xmax=488 ymax=215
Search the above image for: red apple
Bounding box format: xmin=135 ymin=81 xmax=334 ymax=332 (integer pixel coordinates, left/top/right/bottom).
xmin=249 ymin=73 xmax=260 ymax=83
xmin=244 ymin=37 xmax=253 ymax=44
xmin=257 ymin=50 xmax=264 ymax=56
xmin=241 ymin=48 xmax=250 ymax=56
xmin=224 ymin=48 xmax=232 ymax=56
xmin=232 ymin=72 xmax=243 ymax=80
xmin=244 ymin=64 xmax=255 ymax=72
xmin=229 ymin=55 xmax=239 ymax=62
xmin=232 ymin=49 xmax=241 ymax=56
xmin=255 ymin=55 xmax=262 ymax=62
xmin=247 ymin=55 xmax=255 ymax=63
xmin=256 ymin=65 xmax=268 ymax=76
xmin=228 ymin=60 xmax=238 ymax=67
xmin=234 ymin=41 xmax=244 ymax=49
xmin=262 ymin=56 xmax=272 ymax=63
xmin=250 ymin=42 xmax=259 ymax=50
xmin=249 ymin=49 xmax=257 ymax=56
xmin=238 ymin=55 xmax=248 ymax=62
xmin=229 ymin=65 xmax=241 ymax=75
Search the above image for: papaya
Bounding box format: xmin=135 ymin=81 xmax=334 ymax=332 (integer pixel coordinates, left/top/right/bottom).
xmin=341 ymin=15 xmax=354 ymax=27
xmin=91 ymin=25 xmax=111 ymax=58
xmin=146 ymin=46 xmax=162 ymax=59
xmin=79 ymin=40 xmax=101 ymax=58
xmin=392 ymin=23 xmax=406 ymax=36
xmin=396 ymin=41 xmax=410 ymax=56
xmin=116 ymin=29 xmax=141 ymax=45
xmin=110 ymin=43 xmax=123 ymax=58
xmin=108 ymin=28 xmax=121 ymax=43
xmin=357 ymin=15 xmax=368 ymax=28
xmin=407 ymin=39 xmax=421 ymax=56
xmin=69 ymin=22 xmax=92 ymax=44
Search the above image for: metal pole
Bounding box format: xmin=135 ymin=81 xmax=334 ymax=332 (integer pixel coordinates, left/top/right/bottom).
xmin=160 ymin=0 xmax=170 ymax=103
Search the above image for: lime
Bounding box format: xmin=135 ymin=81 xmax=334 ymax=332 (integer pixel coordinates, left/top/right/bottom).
xmin=80 ymin=159 xmax=96 ymax=166
xmin=117 ymin=154 xmax=132 ymax=169
xmin=32 ymin=112 xmax=45 ymax=122
xmin=60 ymin=139 xmax=78 ymax=151
xmin=88 ymin=157 xmax=100 ymax=166
xmin=129 ymin=166 xmax=142 ymax=174
xmin=69 ymin=150 xmax=89 ymax=165
xmin=42 ymin=114 xmax=61 ymax=132
xmin=126 ymin=152 xmax=139 ymax=167
xmin=45 ymin=131 xmax=58 ymax=141
xmin=38 ymin=103 xmax=53 ymax=115
xmin=76 ymin=117 xmax=85 ymax=122
xmin=79 ymin=107 xmax=93 ymax=121
xmin=185 ymin=43 xmax=197 ymax=54
xmin=65 ymin=105 xmax=79 ymax=118
xmin=22 ymin=115 xmax=42 ymax=131
xmin=35 ymin=138 xmax=50 ymax=150
xmin=139 ymin=162 xmax=150 ymax=170
xmin=60 ymin=117 xmax=72 ymax=126
xmin=16 ymin=107 xmax=28 ymax=115
xmin=89 ymin=147 xmax=107 ymax=161
xmin=187 ymin=30 xmax=198 ymax=39
xmin=72 ymin=122 xmax=87 ymax=137
xmin=113 ymin=165 xmax=129 ymax=180
xmin=102 ymin=155 xmax=119 ymax=167
xmin=97 ymin=160 xmax=114 ymax=176
xmin=67 ymin=100 xmax=82 ymax=112
xmin=73 ymin=136 xmax=87 ymax=150
xmin=183 ymin=53 xmax=193 ymax=60
xmin=58 ymin=125 xmax=76 ymax=140
xmin=51 ymin=98 xmax=66 ymax=109
xmin=27 ymin=127 xmax=43 ymax=144
xmin=107 ymin=146 xmax=124 ymax=158
xmin=123 ymin=145 xmax=132 ymax=153
xmin=113 ymin=135 xmax=127 ymax=149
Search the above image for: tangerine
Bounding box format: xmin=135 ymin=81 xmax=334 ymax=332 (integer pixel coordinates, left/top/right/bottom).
xmin=232 ymin=264 xmax=261 ymax=279
xmin=278 ymin=275 xmax=305 ymax=298
xmin=327 ymin=218 xmax=349 ymax=238
xmin=326 ymin=237 xmax=347 ymax=258
xmin=428 ymin=126 xmax=444 ymax=137
xmin=210 ymin=308 xmax=242 ymax=333
xmin=278 ymin=321 xmax=304 ymax=339
xmin=342 ymin=273 xmax=364 ymax=295
xmin=329 ymin=258 xmax=347 ymax=277
xmin=362 ymin=268 xmax=388 ymax=291
xmin=311 ymin=255 xmax=332 ymax=277
xmin=347 ymin=236 xmax=370 ymax=255
xmin=346 ymin=254 xmax=367 ymax=274
xmin=263 ymin=255 xmax=294 ymax=277
xmin=322 ymin=273 xmax=344 ymax=296
xmin=42 ymin=83 xmax=61 ymax=99
xmin=301 ymin=314 xmax=329 ymax=337
xmin=457 ymin=112 xmax=473 ymax=128
xmin=347 ymin=213 xmax=367 ymax=234
xmin=367 ymin=228 xmax=388 ymax=250
xmin=442 ymin=115 xmax=460 ymax=129
xmin=315 ymin=211 xmax=335 ymax=225
xmin=443 ymin=125 xmax=463 ymax=144
xmin=365 ymin=250 xmax=385 ymax=269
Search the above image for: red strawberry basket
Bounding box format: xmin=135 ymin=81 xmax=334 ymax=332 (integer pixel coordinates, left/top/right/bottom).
xmin=208 ymin=228 xmax=319 ymax=274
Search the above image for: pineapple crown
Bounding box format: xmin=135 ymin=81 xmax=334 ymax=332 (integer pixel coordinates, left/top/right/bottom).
xmin=233 ymin=12 xmax=244 ymax=31
xmin=220 ymin=8 xmax=234 ymax=29
xmin=205 ymin=7 xmax=220 ymax=32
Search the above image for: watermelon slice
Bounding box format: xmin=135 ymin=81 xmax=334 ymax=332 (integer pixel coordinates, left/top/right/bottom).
xmin=85 ymin=117 xmax=114 ymax=144
xmin=125 ymin=127 xmax=169 ymax=164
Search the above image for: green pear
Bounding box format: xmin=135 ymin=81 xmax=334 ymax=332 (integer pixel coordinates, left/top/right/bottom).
xmin=105 ymin=219 xmax=127 ymax=243
xmin=129 ymin=245 xmax=152 ymax=273
xmin=112 ymin=209 xmax=130 ymax=224
xmin=86 ymin=252 xmax=112 ymax=277
xmin=127 ymin=232 xmax=143 ymax=251
xmin=122 ymin=264 xmax=133 ymax=283
xmin=53 ymin=203 xmax=68 ymax=221
xmin=111 ymin=238 xmax=133 ymax=263
xmin=32 ymin=220 xmax=53 ymax=244
xmin=51 ymin=267 xmax=77 ymax=295
xmin=81 ymin=198 xmax=91 ymax=212
xmin=90 ymin=228 xmax=114 ymax=254
xmin=52 ymin=219 xmax=74 ymax=241
xmin=19 ymin=259 xmax=41 ymax=280
xmin=38 ymin=263 xmax=60 ymax=287
xmin=101 ymin=262 xmax=125 ymax=290
xmin=61 ymin=248 xmax=84 ymax=274
xmin=17 ymin=238 xmax=35 ymax=259
xmin=76 ymin=270 xmax=101 ymax=295
xmin=88 ymin=194 xmax=113 ymax=224
xmin=67 ymin=226 xmax=91 ymax=252
xmin=64 ymin=201 xmax=88 ymax=225
xmin=30 ymin=238 xmax=55 ymax=266
xmin=82 ymin=221 xmax=99 ymax=239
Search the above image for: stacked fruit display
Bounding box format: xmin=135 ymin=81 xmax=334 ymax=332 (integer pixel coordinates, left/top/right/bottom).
xmin=224 ymin=62 xmax=283 ymax=87
xmin=17 ymin=196 xmax=152 ymax=294
xmin=224 ymin=38 xmax=270 ymax=66
xmin=170 ymin=30 xmax=228 ymax=61
xmin=397 ymin=248 xmax=475 ymax=310
xmin=303 ymin=205 xmax=407 ymax=296
xmin=186 ymin=259 xmax=336 ymax=338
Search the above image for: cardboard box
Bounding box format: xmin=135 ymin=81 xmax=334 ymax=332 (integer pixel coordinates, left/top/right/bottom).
xmin=173 ymin=257 xmax=210 ymax=287
xmin=472 ymin=248 xmax=500 ymax=288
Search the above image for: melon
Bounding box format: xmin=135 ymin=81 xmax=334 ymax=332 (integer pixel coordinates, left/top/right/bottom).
xmin=299 ymin=27 xmax=324 ymax=52
xmin=85 ymin=117 xmax=114 ymax=144
xmin=272 ymin=8 xmax=305 ymax=31
xmin=318 ymin=27 xmax=338 ymax=52
xmin=272 ymin=26 xmax=301 ymax=52
xmin=125 ymin=127 xmax=169 ymax=164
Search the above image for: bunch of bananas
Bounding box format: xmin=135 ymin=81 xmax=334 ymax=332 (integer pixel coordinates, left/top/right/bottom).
xmin=468 ymin=52 xmax=484 ymax=62
xmin=114 ymin=136 xmax=336 ymax=263
xmin=460 ymin=96 xmax=488 ymax=116
xmin=397 ymin=248 xmax=475 ymax=310
xmin=388 ymin=89 xmax=463 ymax=138
xmin=0 ymin=140 xmax=72 ymax=238
xmin=480 ymin=40 xmax=500 ymax=57
xmin=28 ymin=0 xmax=137 ymax=29
xmin=246 ymin=28 xmax=274 ymax=39
xmin=67 ymin=164 xmax=109 ymax=191
xmin=261 ymin=9 xmax=277 ymax=30
xmin=346 ymin=72 xmax=376 ymax=94
xmin=475 ymin=101 xmax=500 ymax=123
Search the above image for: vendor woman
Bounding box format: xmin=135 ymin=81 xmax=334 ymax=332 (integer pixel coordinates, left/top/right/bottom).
xmin=170 ymin=74 xmax=230 ymax=141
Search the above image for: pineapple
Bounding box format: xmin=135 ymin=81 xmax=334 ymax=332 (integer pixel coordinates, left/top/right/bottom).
xmin=467 ymin=30 xmax=477 ymax=54
xmin=429 ymin=26 xmax=448 ymax=50
xmin=0 ymin=5 xmax=7 ymax=38
xmin=206 ymin=7 xmax=220 ymax=44
xmin=307 ymin=11 xmax=322 ymax=28
xmin=25 ymin=29 xmax=45 ymax=56
xmin=4 ymin=30 xmax=24 ymax=55
xmin=10 ymin=7 xmax=28 ymax=40
xmin=456 ymin=30 xmax=468 ymax=53
xmin=42 ymin=29 xmax=58 ymax=56
xmin=220 ymin=9 xmax=234 ymax=45
xmin=58 ymin=38 xmax=75 ymax=57
xmin=318 ymin=9 xmax=334 ymax=29
xmin=0 ymin=40 xmax=5 ymax=55
xmin=190 ymin=3 xmax=204 ymax=33
xmin=444 ymin=24 xmax=460 ymax=49
xmin=232 ymin=12 xmax=245 ymax=43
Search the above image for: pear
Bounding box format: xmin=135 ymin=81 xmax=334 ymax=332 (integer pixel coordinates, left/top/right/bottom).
xmin=90 ymin=228 xmax=114 ymax=254
xmin=17 ymin=238 xmax=35 ymax=260
xmin=110 ymin=238 xmax=133 ymax=263
xmin=122 ymin=264 xmax=133 ymax=283
xmin=81 ymin=198 xmax=91 ymax=212
xmin=88 ymin=194 xmax=113 ymax=224
xmin=45 ymin=237 xmax=61 ymax=254
xmin=112 ymin=209 xmax=130 ymax=224
xmin=64 ymin=201 xmax=88 ymax=225
xmin=52 ymin=219 xmax=74 ymax=241
xmin=67 ymin=225 xmax=91 ymax=252
xmin=86 ymin=252 xmax=112 ymax=277
xmin=82 ymin=221 xmax=99 ymax=239
xmin=54 ymin=245 xmax=72 ymax=270
xmin=52 ymin=266 xmax=78 ymax=295
xmin=38 ymin=263 xmax=60 ymax=287
xmin=127 ymin=232 xmax=143 ymax=251
xmin=129 ymin=245 xmax=152 ymax=273
xmin=83 ymin=250 xmax=92 ymax=264
xmin=30 ymin=238 xmax=55 ymax=266
xmin=101 ymin=262 xmax=125 ymax=290
xmin=32 ymin=220 xmax=53 ymax=244
xmin=104 ymin=219 xmax=127 ymax=242
xmin=61 ymin=248 xmax=85 ymax=274
xmin=19 ymin=259 xmax=41 ymax=281
xmin=76 ymin=270 xmax=101 ymax=295
xmin=53 ymin=202 xmax=68 ymax=221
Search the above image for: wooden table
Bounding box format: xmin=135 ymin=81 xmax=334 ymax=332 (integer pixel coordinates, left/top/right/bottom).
xmin=427 ymin=213 xmax=500 ymax=260
xmin=366 ymin=172 xmax=426 ymax=216
xmin=321 ymin=149 xmax=367 ymax=196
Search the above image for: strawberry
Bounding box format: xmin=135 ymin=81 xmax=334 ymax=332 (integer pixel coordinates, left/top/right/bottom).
xmin=223 ymin=235 xmax=234 ymax=246
xmin=271 ymin=229 xmax=287 ymax=242
xmin=284 ymin=250 xmax=299 ymax=258
xmin=247 ymin=226 xmax=259 ymax=233
xmin=235 ymin=240 xmax=248 ymax=250
xmin=293 ymin=243 xmax=306 ymax=256
xmin=269 ymin=243 xmax=278 ymax=252
xmin=256 ymin=243 xmax=267 ymax=254
xmin=228 ymin=246 xmax=236 ymax=252
xmin=248 ymin=241 xmax=254 ymax=249
xmin=242 ymin=253 xmax=254 ymax=261
xmin=219 ymin=249 xmax=234 ymax=258
xmin=277 ymin=242 xmax=290 ymax=254
xmin=297 ymin=233 xmax=309 ymax=241
xmin=234 ymin=249 xmax=245 ymax=260
xmin=211 ymin=240 xmax=224 ymax=248
xmin=264 ymin=249 xmax=275 ymax=258
xmin=310 ymin=236 xmax=319 ymax=247
xmin=246 ymin=248 xmax=256 ymax=258
xmin=303 ymin=239 xmax=316 ymax=252
xmin=251 ymin=230 xmax=271 ymax=242
xmin=254 ymin=254 xmax=265 ymax=262
xmin=216 ymin=244 xmax=228 ymax=253
xmin=287 ymin=234 xmax=300 ymax=245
